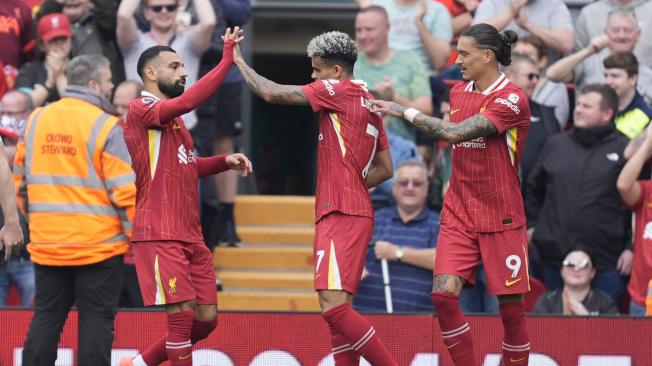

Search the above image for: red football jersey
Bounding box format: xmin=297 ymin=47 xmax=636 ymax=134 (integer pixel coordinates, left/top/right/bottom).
xmin=442 ymin=73 xmax=531 ymax=232
xmin=123 ymin=92 xmax=203 ymax=243
xmin=628 ymin=181 xmax=652 ymax=305
xmin=0 ymin=0 xmax=34 ymax=78
xmin=302 ymin=79 xmax=389 ymax=222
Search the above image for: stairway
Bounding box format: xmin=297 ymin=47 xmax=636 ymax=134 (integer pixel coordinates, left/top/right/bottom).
xmin=213 ymin=195 xmax=320 ymax=311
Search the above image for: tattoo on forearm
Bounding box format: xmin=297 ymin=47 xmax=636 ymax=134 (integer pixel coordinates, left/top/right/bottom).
xmin=412 ymin=113 xmax=498 ymax=143
xmin=432 ymin=274 xmax=465 ymax=294
xmin=236 ymin=62 xmax=308 ymax=105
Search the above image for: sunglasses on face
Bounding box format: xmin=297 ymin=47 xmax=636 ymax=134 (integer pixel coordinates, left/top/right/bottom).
xmin=148 ymin=4 xmax=178 ymax=12
xmin=562 ymin=258 xmax=592 ymax=270
xmin=396 ymin=179 xmax=426 ymax=188
xmin=526 ymin=73 xmax=540 ymax=81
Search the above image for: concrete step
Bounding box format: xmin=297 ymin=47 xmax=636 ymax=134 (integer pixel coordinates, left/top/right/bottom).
xmin=237 ymin=225 xmax=314 ymax=244
xmin=218 ymin=290 xmax=320 ymax=312
xmin=235 ymin=195 xmax=315 ymax=225
xmin=213 ymin=247 xmax=314 ymax=270
xmin=217 ymin=270 xmax=313 ymax=289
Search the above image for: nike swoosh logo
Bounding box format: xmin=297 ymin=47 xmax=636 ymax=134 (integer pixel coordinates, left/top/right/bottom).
xmin=179 ymin=354 xmax=192 ymax=360
xmin=446 ymin=341 xmax=461 ymax=349
xmin=315 ymin=274 xmax=321 ymax=279
xmin=505 ymin=278 xmax=522 ymax=287
xmin=450 ymin=109 xmax=461 ymax=115
xmin=510 ymin=357 xmax=527 ymax=363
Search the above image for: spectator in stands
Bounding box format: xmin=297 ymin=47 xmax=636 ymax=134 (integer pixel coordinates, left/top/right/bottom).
xmin=37 ymin=0 xmax=126 ymax=86
xmin=15 ymin=13 xmax=72 ymax=107
xmin=117 ymin=0 xmax=216 ymax=130
xmin=574 ymin=0 xmax=652 ymax=69
xmin=514 ymin=34 xmax=569 ymax=128
xmin=533 ymin=249 xmax=619 ymax=315
xmin=355 ymin=5 xmax=433 ymax=141
xmin=356 ymin=0 xmax=453 ymax=75
xmin=603 ymin=52 xmax=652 ymax=140
xmin=526 ymin=84 xmax=632 ymax=303
xmin=354 ymin=161 xmax=439 ymax=312
xmin=472 ymin=0 xmax=573 ymax=57
xmin=0 ymin=0 xmax=35 ymax=90
xmin=439 ymin=0 xmax=479 ymax=38
xmin=617 ymin=124 xmax=652 ymax=316
xmin=505 ymin=55 xmax=559 ymax=194
xmin=112 ymin=80 xmax=143 ymax=120
xmin=0 ymin=90 xmax=33 ymax=307
xmin=546 ymin=9 xmax=652 ymax=104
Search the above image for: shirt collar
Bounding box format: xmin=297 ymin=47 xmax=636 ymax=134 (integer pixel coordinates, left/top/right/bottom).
xmin=391 ymin=205 xmax=430 ymax=223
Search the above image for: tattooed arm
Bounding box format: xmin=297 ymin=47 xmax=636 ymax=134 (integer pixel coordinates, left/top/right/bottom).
xmin=373 ymin=100 xmax=498 ymax=143
xmin=233 ymin=46 xmax=308 ymax=105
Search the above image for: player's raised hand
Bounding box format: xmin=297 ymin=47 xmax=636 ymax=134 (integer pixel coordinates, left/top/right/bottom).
xmin=221 ymin=26 xmax=245 ymax=44
xmin=225 ymin=153 xmax=253 ymax=177
xmin=371 ymin=100 xmax=407 ymax=118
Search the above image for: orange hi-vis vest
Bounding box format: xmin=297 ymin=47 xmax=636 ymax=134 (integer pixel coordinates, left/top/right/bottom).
xmin=13 ymin=96 xmax=136 ymax=266
xmin=646 ymin=279 xmax=652 ymax=316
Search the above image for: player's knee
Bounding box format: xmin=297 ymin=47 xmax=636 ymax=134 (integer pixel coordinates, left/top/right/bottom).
xmin=430 ymin=292 xmax=461 ymax=313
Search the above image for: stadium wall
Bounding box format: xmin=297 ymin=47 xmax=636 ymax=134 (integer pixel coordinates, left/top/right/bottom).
xmin=1 ymin=310 xmax=649 ymax=365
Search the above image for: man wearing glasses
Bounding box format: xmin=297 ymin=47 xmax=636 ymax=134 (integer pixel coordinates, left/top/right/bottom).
xmin=117 ymin=0 xmax=216 ymax=130
xmin=354 ymin=160 xmax=439 ymax=313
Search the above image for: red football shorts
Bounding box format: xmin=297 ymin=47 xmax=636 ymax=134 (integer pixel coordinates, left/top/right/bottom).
xmin=314 ymin=212 xmax=373 ymax=294
xmin=434 ymin=224 xmax=530 ymax=295
xmin=132 ymin=241 xmax=217 ymax=306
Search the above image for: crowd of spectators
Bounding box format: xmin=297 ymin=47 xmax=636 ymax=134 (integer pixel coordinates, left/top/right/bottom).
xmin=1 ymin=0 xmax=652 ymax=317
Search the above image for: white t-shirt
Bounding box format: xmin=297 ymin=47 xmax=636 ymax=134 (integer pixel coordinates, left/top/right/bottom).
xmin=372 ymin=0 xmax=452 ymax=75
xmin=121 ymin=31 xmax=201 ymax=129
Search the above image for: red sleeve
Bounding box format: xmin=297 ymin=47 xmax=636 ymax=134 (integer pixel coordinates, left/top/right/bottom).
xmin=377 ymin=118 xmax=389 ymax=152
xmin=628 ymin=180 xmax=652 ymax=211
xmin=126 ymin=96 xmax=165 ymax=129
xmin=301 ymin=79 xmax=348 ymax=113
xmin=129 ymin=40 xmax=236 ymax=128
xmin=196 ymin=155 xmax=229 ymax=178
xmin=19 ymin=3 xmax=35 ymax=63
xmin=481 ymin=88 xmax=531 ymax=133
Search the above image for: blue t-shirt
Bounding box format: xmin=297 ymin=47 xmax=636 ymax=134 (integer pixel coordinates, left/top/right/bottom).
xmin=354 ymin=206 xmax=440 ymax=312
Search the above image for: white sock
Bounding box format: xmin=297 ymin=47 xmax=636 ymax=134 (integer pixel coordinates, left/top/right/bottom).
xmin=132 ymin=355 xmax=148 ymax=366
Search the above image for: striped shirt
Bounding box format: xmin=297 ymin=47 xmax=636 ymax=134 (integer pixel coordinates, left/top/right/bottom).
xmin=124 ymin=92 xmax=203 ymax=243
xmin=443 ymin=73 xmax=530 ymax=232
xmin=302 ymin=79 xmax=389 ymax=222
xmin=353 ymin=206 xmax=440 ymax=312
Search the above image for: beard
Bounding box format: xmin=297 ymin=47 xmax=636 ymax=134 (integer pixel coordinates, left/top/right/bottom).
xmin=158 ymin=78 xmax=185 ymax=98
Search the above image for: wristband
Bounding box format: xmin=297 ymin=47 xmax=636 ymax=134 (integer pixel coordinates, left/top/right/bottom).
xmin=403 ymin=108 xmax=421 ymax=123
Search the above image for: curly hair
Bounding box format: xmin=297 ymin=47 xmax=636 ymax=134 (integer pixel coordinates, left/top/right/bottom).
xmin=306 ymin=31 xmax=357 ymax=73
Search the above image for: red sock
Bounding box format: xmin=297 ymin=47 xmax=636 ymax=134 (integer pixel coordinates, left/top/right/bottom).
xmin=322 ymin=304 xmax=397 ymax=366
xmin=499 ymin=301 xmax=529 ymax=365
xmin=190 ymin=319 xmax=217 ymax=344
xmin=431 ymin=292 xmax=476 ymax=366
xmin=328 ymin=322 xmax=360 ymax=366
xmin=166 ymin=310 xmax=194 ymax=366
xmin=141 ymin=318 xmax=217 ymax=365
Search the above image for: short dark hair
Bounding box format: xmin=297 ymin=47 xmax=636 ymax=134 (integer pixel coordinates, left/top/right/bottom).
xmin=579 ymin=83 xmax=619 ymax=115
xmin=603 ymin=52 xmax=639 ymax=77
xmin=307 ymin=31 xmax=357 ymax=74
xmin=136 ymin=45 xmax=176 ymax=80
xmin=357 ymin=5 xmax=389 ymax=24
xmin=461 ymin=23 xmax=518 ymax=66
xmin=517 ymin=34 xmax=548 ymax=62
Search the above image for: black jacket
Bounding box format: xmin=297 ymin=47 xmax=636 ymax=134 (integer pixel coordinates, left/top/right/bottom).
xmin=520 ymin=101 xmax=561 ymax=194
xmin=526 ymin=129 xmax=630 ymax=270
